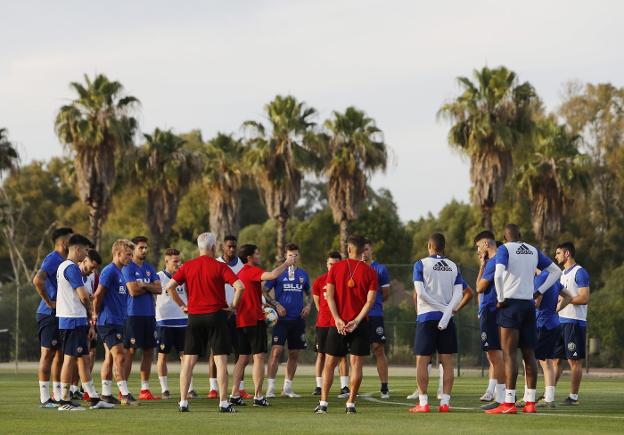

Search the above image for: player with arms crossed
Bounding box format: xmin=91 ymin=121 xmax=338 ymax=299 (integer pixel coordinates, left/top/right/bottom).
xmin=315 ymin=235 xmax=378 ymax=415
xmin=485 ymin=224 xmax=561 ymax=414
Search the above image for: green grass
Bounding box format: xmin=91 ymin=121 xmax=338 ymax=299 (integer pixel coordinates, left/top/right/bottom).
xmin=1 ymin=370 xmax=623 ymax=434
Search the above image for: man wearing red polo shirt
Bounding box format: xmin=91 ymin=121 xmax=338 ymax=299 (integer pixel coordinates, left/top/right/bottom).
xmin=166 ymin=232 xmax=244 ymax=413
xmin=315 ymin=235 xmax=378 ymax=415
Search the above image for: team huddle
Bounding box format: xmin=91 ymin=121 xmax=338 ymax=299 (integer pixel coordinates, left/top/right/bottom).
xmin=32 ymin=223 xmax=588 ymax=415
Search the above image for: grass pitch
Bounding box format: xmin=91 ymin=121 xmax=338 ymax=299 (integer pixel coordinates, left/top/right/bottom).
xmin=1 ymin=368 xmax=623 ymax=434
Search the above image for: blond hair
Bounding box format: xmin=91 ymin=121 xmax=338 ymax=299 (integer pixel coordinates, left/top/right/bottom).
xmin=111 ymin=239 xmax=135 ymax=256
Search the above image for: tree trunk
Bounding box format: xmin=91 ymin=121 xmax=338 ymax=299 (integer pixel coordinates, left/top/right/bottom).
xmin=89 ymin=206 xmax=104 ymax=251
xmin=480 ymin=204 xmax=493 ymax=232
xmin=276 ymin=215 xmax=287 ymax=261
xmin=339 ymin=218 xmax=349 ymax=258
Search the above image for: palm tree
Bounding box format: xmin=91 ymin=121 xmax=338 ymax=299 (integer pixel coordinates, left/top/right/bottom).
xmin=204 ymin=133 xmax=245 ymax=246
xmin=135 ymin=128 xmax=203 ymax=261
xmin=243 ymin=95 xmax=319 ymax=259
xmin=55 ymin=74 xmax=139 ymax=249
xmin=438 ymin=66 xmax=537 ymax=230
xmin=322 ymin=107 xmax=388 ymax=256
xmin=516 ymin=117 xmax=591 ymax=251
xmin=0 ymin=128 xmax=19 ymax=173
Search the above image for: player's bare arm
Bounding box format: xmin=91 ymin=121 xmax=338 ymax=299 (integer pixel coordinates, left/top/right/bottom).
xmin=167 ymin=278 xmax=187 ymax=312
xmin=142 ymin=279 xmax=162 ymax=295
xmin=76 ymin=285 xmax=92 ymax=318
xmin=381 ymin=284 xmax=390 ymax=302
xmin=231 ymin=279 xmax=244 ymax=310
xmin=260 ymin=257 xmax=294 ymax=281
xmin=345 ymin=289 xmax=376 ymax=333
xmin=33 ymin=269 xmax=55 ymax=309
xmin=263 ymin=283 xmax=285 ymax=316
xmin=454 ymin=285 xmax=474 ymax=313
xmin=126 ymin=280 xmax=147 ymax=297
xmin=570 ymin=286 xmax=589 ymax=305
xmin=92 ymin=283 xmax=107 ymax=320
xmin=326 ymin=282 xmax=345 ymax=333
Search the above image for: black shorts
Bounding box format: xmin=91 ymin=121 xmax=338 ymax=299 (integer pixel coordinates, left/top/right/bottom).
xmin=89 ymin=338 xmax=98 ymax=351
xmin=157 ymin=326 xmax=186 ymax=354
xmin=535 ymin=325 xmax=561 ymax=360
xmin=37 ymin=314 xmax=61 ymax=349
xmin=124 ymin=316 xmax=157 ymax=349
xmin=185 ymin=311 xmax=231 ymax=357
xmin=60 ymin=326 xmax=90 ymax=357
xmin=97 ymin=324 xmax=125 ymax=349
xmin=368 ymin=316 xmax=387 ymax=344
xmin=496 ymin=299 xmax=537 ymax=349
xmin=480 ymin=309 xmax=501 ymax=351
xmin=315 ymin=327 xmax=330 ymax=354
xmin=236 ymin=322 xmax=268 ymax=356
xmin=554 ymin=322 xmax=586 ymax=360
xmin=325 ymin=320 xmax=370 ymax=357
xmin=227 ymin=314 xmax=240 ymax=358
xmin=271 ymin=318 xmax=307 ymax=350
xmin=413 ymin=319 xmax=458 ymax=356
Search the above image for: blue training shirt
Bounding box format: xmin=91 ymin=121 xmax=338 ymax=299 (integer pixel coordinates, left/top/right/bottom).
xmin=58 ymin=263 xmax=88 ymax=329
xmin=97 ymin=263 xmax=128 ymax=326
xmin=479 ymin=258 xmax=497 ymax=315
xmin=534 ymin=271 xmax=561 ymax=330
xmin=123 ymin=261 xmax=159 ymax=317
xmin=265 ymin=267 xmax=310 ymax=320
xmin=36 ymin=250 xmax=65 ymax=317
xmin=369 ymin=261 xmax=390 ymax=317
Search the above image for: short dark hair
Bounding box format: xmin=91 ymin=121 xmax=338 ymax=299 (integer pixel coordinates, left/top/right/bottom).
xmin=429 ymin=232 xmax=445 ymax=251
xmin=556 ymin=241 xmax=576 ymax=258
xmin=238 ymin=244 xmax=258 ymax=264
xmin=131 ymin=236 xmax=149 ymax=245
xmin=224 ymin=235 xmax=237 ymax=243
xmin=496 ymin=240 xmax=503 ymax=248
xmin=51 ymin=227 xmax=73 ymax=242
xmin=347 ymin=235 xmax=367 ymax=255
xmin=504 ymin=224 xmax=521 ymax=240
xmin=327 ymin=250 xmax=342 ymax=260
xmin=473 ymin=230 xmax=496 ymax=244
xmin=285 ymin=243 xmax=299 ymax=252
xmin=164 ymin=248 xmax=180 ymax=257
xmin=86 ymin=248 xmax=102 ymax=265
xmin=68 ymin=234 xmax=92 ymax=248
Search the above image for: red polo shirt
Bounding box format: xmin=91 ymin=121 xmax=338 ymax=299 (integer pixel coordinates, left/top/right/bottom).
xmin=236 ymin=263 xmax=265 ymax=328
xmin=326 ymin=259 xmax=377 ymax=322
xmin=312 ymin=273 xmax=333 ymax=327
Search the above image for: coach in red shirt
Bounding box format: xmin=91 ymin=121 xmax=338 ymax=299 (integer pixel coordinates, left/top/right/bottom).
xmin=315 ymin=235 xmax=378 ymax=415
xmin=166 ymin=232 xmax=244 ymax=413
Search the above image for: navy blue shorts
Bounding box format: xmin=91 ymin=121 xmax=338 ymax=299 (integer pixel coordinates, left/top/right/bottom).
xmin=496 ymin=299 xmax=537 ymax=349
xmin=480 ymin=309 xmax=501 ymax=351
xmin=97 ymin=324 xmax=125 ymax=349
xmin=535 ymin=325 xmax=561 ymax=360
xmin=157 ymin=326 xmax=186 ymax=354
xmin=271 ymin=318 xmax=307 ymax=350
xmin=413 ymin=319 xmax=457 ymax=356
xmin=325 ymin=320 xmax=370 ymax=357
xmin=125 ymin=316 xmax=157 ymax=349
xmin=60 ymin=326 xmax=90 ymax=357
xmin=554 ymin=322 xmax=586 ymax=360
xmin=37 ymin=314 xmax=60 ymax=349
xmin=368 ymin=316 xmax=387 ymax=344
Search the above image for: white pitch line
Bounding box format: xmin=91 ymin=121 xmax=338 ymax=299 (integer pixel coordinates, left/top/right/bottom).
xmin=362 ymin=392 xmax=624 ymax=420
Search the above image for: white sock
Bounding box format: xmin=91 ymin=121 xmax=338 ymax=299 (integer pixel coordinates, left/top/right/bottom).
xmin=340 ymin=376 xmax=349 ymax=389
xmin=268 ymin=378 xmax=276 ymax=390
xmin=319 ymin=400 xmax=328 ymax=407
xmin=159 ymin=376 xmax=168 ymax=393
xmin=526 ymin=388 xmax=536 ymax=403
xmin=39 ymin=381 xmax=50 ymax=403
xmin=569 ymin=393 xmax=578 ymax=401
xmin=53 ymin=382 xmax=62 ymax=401
xmin=179 ymin=399 xmax=188 ymax=408
xmin=102 ymin=380 xmax=112 ymax=396
xmin=545 ymin=385 xmax=555 ymax=402
xmin=70 ymin=384 xmax=79 ymax=394
xmin=487 ymin=379 xmax=496 ymax=394
xmin=346 ymin=402 xmax=355 ymax=408
xmin=440 ymin=393 xmax=450 ymax=406
xmin=495 ymin=384 xmax=505 ymax=404
xmin=523 ymin=384 xmax=529 ymax=401
xmin=61 ymin=382 xmax=70 ymax=401
xmin=505 ymin=389 xmax=516 ymax=404
xmin=427 ymin=363 xmax=432 ymax=376
xmin=219 ymin=400 xmax=229 ymax=408
xmin=82 ymin=380 xmax=99 ymax=399
xmin=239 ymin=380 xmax=245 ymax=390
xmin=255 ymin=395 xmax=264 ymax=401
xmin=438 ymin=364 xmax=444 ymax=393
xmin=419 ymin=394 xmax=428 ymax=406
xmin=209 ymin=378 xmax=218 ymax=391
xmin=316 ymin=377 xmax=322 ymax=388
xmin=117 ymin=380 xmax=129 ymax=396
xmin=141 ymin=380 xmax=150 ymax=391
xmin=188 ymin=378 xmax=194 ymax=393
xmin=284 ymin=378 xmax=292 ymax=390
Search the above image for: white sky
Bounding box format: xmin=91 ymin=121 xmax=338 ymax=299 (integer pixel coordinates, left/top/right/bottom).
xmin=2 ymin=0 xmax=623 ymax=221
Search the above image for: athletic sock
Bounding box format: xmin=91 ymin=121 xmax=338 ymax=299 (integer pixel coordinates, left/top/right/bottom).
xmin=61 ymin=383 xmax=70 ymax=401
xmin=159 ymin=376 xmax=169 ymax=393
xmin=487 ymin=378 xmax=496 ymax=394
xmin=427 ymin=363 xmax=432 ymax=376
xmin=39 ymin=381 xmax=50 ymax=403
xmin=438 ymin=364 xmax=444 ymax=393
xmin=340 ymin=376 xmax=349 ymax=389
xmin=102 ymin=380 xmax=112 ymax=396
xmin=267 ymin=378 xmax=275 ymax=390
xmin=505 ymin=389 xmax=516 ymax=404
xmin=569 ymin=393 xmax=578 ymax=401
xmin=82 ymin=380 xmax=99 ymax=399
xmin=419 ymin=394 xmax=428 ymax=406
xmin=254 ymin=395 xmax=264 ymax=401
xmin=545 ymin=386 xmax=555 ymax=402
xmin=346 ymin=402 xmax=355 ymax=409
xmin=316 ymin=377 xmax=322 ymax=388
xmin=179 ymin=400 xmax=188 ymax=408
xmin=219 ymin=400 xmax=229 ymax=408
xmin=381 ymin=382 xmax=388 ymax=393
xmin=495 ymin=384 xmax=505 ymax=404
xmin=239 ymin=380 xmax=245 ymax=390
xmin=117 ymin=380 xmax=129 ymax=396
xmin=526 ymin=389 xmax=536 ymax=403
xmin=440 ymin=394 xmax=450 ymax=406
xmin=53 ymin=382 xmax=62 ymax=401
xmin=70 ymin=384 xmax=79 ymax=394
xmin=141 ymin=380 xmax=150 ymax=391
xmin=284 ymin=378 xmax=293 ymax=391
xmin=209 ymin=378 xmax=218 ymax=391
xmin=523 ymin=385 xmax=529 ymax=401
xmin=319 ymin=400 xmax=328 ymax=407
xmin=188 ymin=378 xmax=194 ymax=393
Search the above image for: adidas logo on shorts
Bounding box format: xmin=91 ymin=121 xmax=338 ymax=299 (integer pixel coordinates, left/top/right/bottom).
xmin=515 ymin=244 xmax=533 ymax=255
xmin=433 ymin=260 xmax=452 ymax=272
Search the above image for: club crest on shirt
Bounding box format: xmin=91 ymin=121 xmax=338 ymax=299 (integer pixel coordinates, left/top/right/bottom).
xmin=299 ymin=277 xmax=304 ymax=283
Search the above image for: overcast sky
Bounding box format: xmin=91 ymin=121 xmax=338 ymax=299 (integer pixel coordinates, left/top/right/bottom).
xmin=2 ymin=0 xmax=623 ymax=221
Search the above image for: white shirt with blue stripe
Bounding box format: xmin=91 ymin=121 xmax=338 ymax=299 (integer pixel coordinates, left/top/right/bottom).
xmin=559 ymin=264 xmax=589 ymax=325
xmin=155 ymin=270 xmax=188 ymax=327
xmin=413 ymin=255 xmax=464 ymax=323
xmin=56 ymin=260 xmax=88 ymax=329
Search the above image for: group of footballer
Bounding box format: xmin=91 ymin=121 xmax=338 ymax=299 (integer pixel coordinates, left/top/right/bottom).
xmin=32 ymin=222 xmax=588 ymax=415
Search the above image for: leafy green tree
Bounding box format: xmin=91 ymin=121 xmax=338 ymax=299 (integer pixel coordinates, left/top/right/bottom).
xmin=55 ymin=73 xmax=139 ymax=249
xmin=438 ymin=66 xmax=537 ymax=230
xmin=0 ymin=128 xmax=19 ymax=173
xmin=322 ymin=107 xmax=388 ymax=256
xmin=243 ymin=95 xmax=319 ymax=259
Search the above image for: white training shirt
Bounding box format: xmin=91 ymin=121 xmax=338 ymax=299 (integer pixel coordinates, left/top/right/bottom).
xmin=495 ymin=242 xmax=552 ymax=301
xmin=217 ymin=256 xmax=243 ymax=306
xmin=56 ymin=260 xmax=87 ymax=319
xmin=412 ymin=255 xmax=463 ymax=321
xmin=155 ymin=270 xmax=188 ymax=327
xmin=558 ymin=264 xmax=590 ymax=322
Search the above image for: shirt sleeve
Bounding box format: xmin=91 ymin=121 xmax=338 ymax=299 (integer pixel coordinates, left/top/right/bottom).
xmin=454 ymin=268 xmax=464 ymax=286
xmin=312 ymin=277 xmax=321 ymax=296
xmin=264 ymin=279 xmax=276 ymax=290
xmin=122 ymin=264 xmax=137 ymax=283
xmin=575 ymin=268 xmax=590 ymax=287
xmin=303 ymin=272 xmax=311 ymax=294
xmin=148 ymin=264 xmax=159 ymax=282
xmin=172 ymin=264 xmax=187 ymax=284
xmin=222 ymin=264 xmax=237 ymax=285
xmin=413 ymin=260 xmax=424 ymax=282
xmin=326 ymin=266 xmax=336 ymax=285
xmin=64 ymin=264 xmax=85 ymax=289
xmin=379 ymin=265 xmax=390 ymax=287
xmin=482 ymin=259 xmax=495 ymax=282
xmin=41 ymin=254 xmax=57 ymax=276
xmin=533 ymin=271 xmax=547 ymax=291
xmin=99 ymin=267 xmax=113 ymax=290
xmin=495 ymin=245 xmax=509 ymax=268
xmin=252 ymin=266 xmax=265 ymax=282
xmin=536 ymin=249 xmax=553 ymax=270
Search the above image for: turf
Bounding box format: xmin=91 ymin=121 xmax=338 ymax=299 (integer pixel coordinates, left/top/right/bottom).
xmin=1 ymin=370 xmax=623 ymax=434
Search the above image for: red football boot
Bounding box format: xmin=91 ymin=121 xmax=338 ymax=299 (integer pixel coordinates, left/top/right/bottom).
xmin=408 ymin=404 xmax=430 ymax=413
xmin=239 ymin=390 xmax=253 ymax=399
xmin=438 ymin=404 xmax=450 ymax=413
xmin=83 ymin=392 xmax=90 ymax=401
xmin=138 ymin=389 xmax=161 ymax=400
xmin=485 ymin=402 xmax=518 ymax=414
xmin=207 ymin=389 xmax=218 ymax=399
xmin=523 ymin=402 xmax=537 ymax=413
